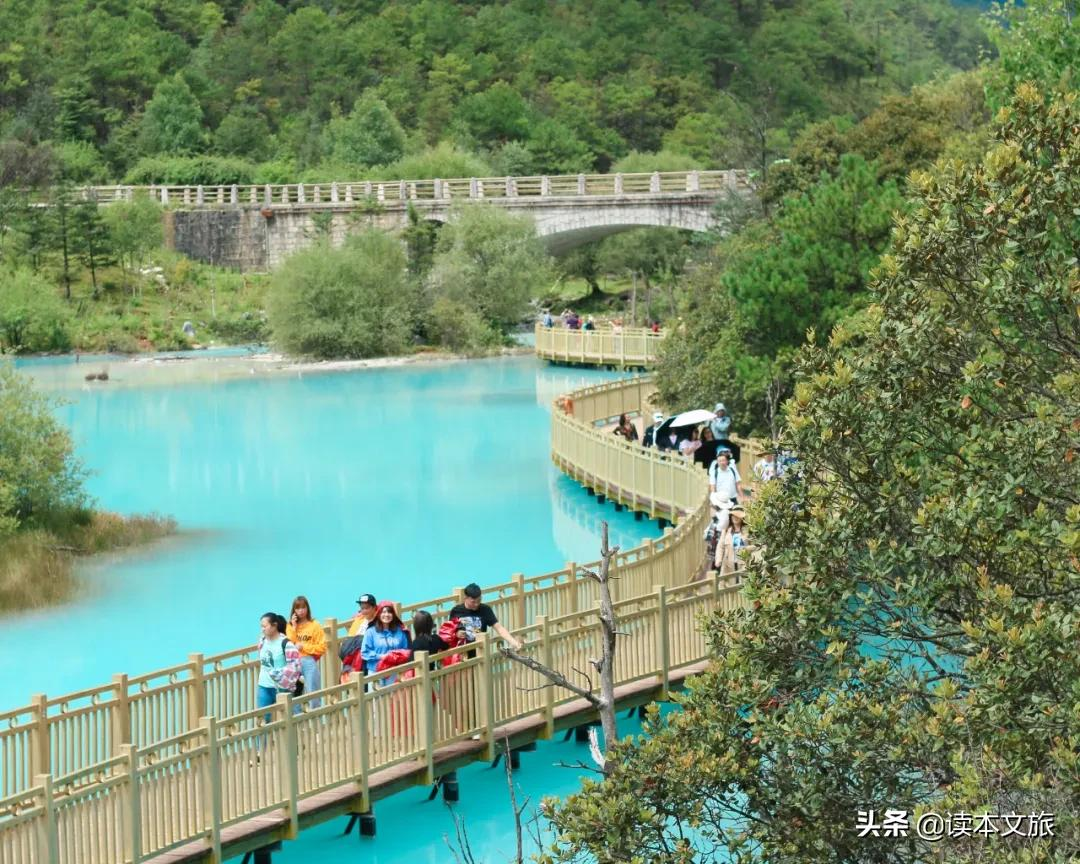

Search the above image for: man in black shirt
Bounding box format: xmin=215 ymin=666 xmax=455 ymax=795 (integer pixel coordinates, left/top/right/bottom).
xmin=449 ymin=583 xmax=522 ymax=650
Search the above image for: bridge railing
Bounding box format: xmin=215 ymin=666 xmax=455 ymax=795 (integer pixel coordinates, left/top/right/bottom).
xmin=49 ymin=169 xmax=751 ymax=208
xmin=0 ymin=374 xmax=743 ymax=862
xmin=0 ymin=575 xmax=740 ymax=864
xmin=535 ymin=322 xmax=665 ymax=367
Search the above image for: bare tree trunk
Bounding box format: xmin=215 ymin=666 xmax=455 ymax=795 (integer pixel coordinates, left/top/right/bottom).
xmin=630 ymin=270 xmax=638 ymax=325
xmin=501 ymin=522 xmax=620 ymax=774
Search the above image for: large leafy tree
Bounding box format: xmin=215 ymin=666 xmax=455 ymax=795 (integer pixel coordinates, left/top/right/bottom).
xmin=137 ymin=74 xmax=206 ymax=156
xmin=658 ymin=153 xmax=905 ymax=435
xmin=545 ymin=86 xmax=1080 ymax=864
xmin=267 ymin=230 xmax=416 ymax=360
xmin=427 ymin=204 xmax=554 ymax=336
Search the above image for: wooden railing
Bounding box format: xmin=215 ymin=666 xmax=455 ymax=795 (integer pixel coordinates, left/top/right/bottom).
xmin=535 ymin=323 xmax=665 ymax=368
xmin=55 ymin=170 xmax=751 ymax=208
xmin=0 ymin=375 xmax=743 ymax=863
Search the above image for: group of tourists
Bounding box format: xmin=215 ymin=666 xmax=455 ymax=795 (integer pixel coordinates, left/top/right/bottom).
xmin=255 ymin=583 xmax=522 ymax=708
xmin=541 ymin=309 xmax=662 ymax=334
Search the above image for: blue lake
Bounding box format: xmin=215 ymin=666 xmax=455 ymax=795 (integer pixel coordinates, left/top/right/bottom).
xmin=8 ymin=353 xmax=662 ymax=861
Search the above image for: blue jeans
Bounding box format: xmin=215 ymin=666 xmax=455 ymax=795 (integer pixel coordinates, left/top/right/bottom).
xmin=299 ymin=655 xmax=321 ymax=711
xmin=256 ymin=685 xmax=277 ymax=750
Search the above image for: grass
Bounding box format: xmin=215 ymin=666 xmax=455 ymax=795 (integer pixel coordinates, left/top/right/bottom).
xmin=0 ymin=511 xmax=177 ymax=612
xmin=57 ymin=251 xmax=271 ymax=353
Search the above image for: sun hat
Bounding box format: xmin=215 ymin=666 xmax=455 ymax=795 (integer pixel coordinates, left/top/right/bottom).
xmin=714 ymin=402 xmax=726 ymax=413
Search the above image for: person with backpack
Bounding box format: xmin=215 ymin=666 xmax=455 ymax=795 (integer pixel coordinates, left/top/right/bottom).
xmin=257 ymin=612 xmax=303 ymax=717
xmin=286 ymin=596 xmax=325 ymax=708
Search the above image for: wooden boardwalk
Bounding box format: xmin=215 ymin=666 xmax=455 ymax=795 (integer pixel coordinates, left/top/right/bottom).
xmin=0 ymin=375 xmax=745 ymax=864
xmin=534 ymin=323 xmax=664 ymax=368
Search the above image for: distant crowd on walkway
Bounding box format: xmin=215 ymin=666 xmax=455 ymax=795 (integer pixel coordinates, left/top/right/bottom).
xmin=541 ymin=309 xmax=662 ymax=334
xmin=255 ymin=583 xmax=521 ymax=711
xmin=616 ymin=401 xmax=791 ymax=575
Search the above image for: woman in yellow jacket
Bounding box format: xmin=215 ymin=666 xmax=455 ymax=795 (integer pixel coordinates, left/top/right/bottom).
xmin=286 ymin=596 xmax=326 ymax=707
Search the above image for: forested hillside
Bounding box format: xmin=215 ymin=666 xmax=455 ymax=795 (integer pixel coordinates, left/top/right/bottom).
xmin=0 ymin=0 xmax=987 ymax=184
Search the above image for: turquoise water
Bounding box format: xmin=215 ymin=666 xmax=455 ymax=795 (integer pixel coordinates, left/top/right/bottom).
xmin=9 ymin=354 xmax=661 ymax=861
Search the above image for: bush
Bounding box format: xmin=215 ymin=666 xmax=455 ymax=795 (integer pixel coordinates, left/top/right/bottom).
xmin=123 ymin=155 xmax=258 ymax=186
xmin=54 ymin=141 xmax=110 ymax=184
xmin=380 ymin=143 xmax=494 ymax=180
xmin=427 ymin=205 xmax=554 ymax=336
xmin=425 ymin=296 xmax=503 ymax=354
xmin=610 ymin=150 xmax=703 ymax=174
xmin=267 ymin=231 xmax=416 ymax=359
xmin=206 ymin=311 xmax=269 ymax=344
xmin=0 ymin=364 xmax=86 ymax=535
xmin=0 ymin=269 xmax=72 ymax=353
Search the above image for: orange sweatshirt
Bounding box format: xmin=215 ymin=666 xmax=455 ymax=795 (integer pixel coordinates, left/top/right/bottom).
xmin=286 ymin=619 xmax=327 ymax=660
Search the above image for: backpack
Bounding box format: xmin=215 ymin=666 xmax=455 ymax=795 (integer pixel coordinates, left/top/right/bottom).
xmin=276 ymin=638 xmax=304 ymax=696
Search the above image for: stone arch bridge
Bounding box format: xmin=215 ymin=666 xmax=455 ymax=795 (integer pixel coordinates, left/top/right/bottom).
xmin=85 ymin=170 xmax=753 ymax=271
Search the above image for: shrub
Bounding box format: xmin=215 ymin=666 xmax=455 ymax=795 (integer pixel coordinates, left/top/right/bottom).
xmin=610 ymin=150 xmax=703 ymax=174
xmin=0 ymin=269 xmax=72 ymax=353
xmin=123 ymin=155 xmax=257 ymax=186
xmin=427 ymin=205 xmax=554 ymax=335
xmin=206 ymin=311 xmax=269 ymax=344
xmin=0 ymin=364 xmax=86 ymax=535
xmin=380 ymin=143 xmax=494 ymax=180
xmin=267 ymin=230 xmax=415 ymax=359
xmin=425 ymin=296 xmax=502 ymax=354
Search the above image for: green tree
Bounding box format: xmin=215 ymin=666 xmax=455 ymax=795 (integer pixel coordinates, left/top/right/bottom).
xmin=137 ymin=74 xmax=205 ymax=156
xmin=71 ymin=196 xmax=111 ymax=297
xmin=102 ymin=196 xmax=162 ymax=292
xmin=0 ymin=364 xmax=86 ymax=537
xmin=427 ymin=204 xmax=554 ymax=337
xmin=0 ymin=269 xmax=71 ymax=353
xmin=267 ymin=230 xmax=415 ymax=359
xmin=658 ymin=154 xmax=905 ymax=434
xmin=213 ymin=105 xmax=273 ymax=161
xmin=987 ymin=0 xmax=1078 ymax=107
xmin=545 ymin=86 xmax=1080 ymax=864
xmin=323 ymin=93 xmax=406 ymax=169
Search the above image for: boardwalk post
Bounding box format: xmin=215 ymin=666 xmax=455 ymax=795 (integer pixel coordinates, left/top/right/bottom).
xmin=30 ymin=694 xmax=49 ymax=778
xmin=120 ymin=744 xmax=142 ymax=861
xmin=112 ymin=673 xmax=131 ymax=748
xmin=351 ymin=677 xmax=370 ymax=811
xmin=277 ymin=694 xmax=300 ymax=838
xmin=479 ymin=632 xmax=496 ymax=761
xmin=664 ymin=527 xmax=676 ymax=585
xmin=539 ymin=616 xmax=554 ymax=739
xmin=417 ymin=653 xmax=434 ymax=784
xmin=513 ymin=573 xmax=526 ymax=629
xmin=33 ymin=774 xmax=58 ymax=864
xmin=188 ymin=654 xmax=206 ymax=730
xmin=655 ymin=585 xmax=670 ymax=698
xmin=567 ymin=561 xmax=579 ymax=613
xmin=324 ymin=618 xmax=341 ymax=687
xmin=200 ymin=716 xmax=223 ymax=863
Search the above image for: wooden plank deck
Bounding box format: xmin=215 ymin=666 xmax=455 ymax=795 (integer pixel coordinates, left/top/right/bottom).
xmin=145 ymin=661 xmax=709 ymax=863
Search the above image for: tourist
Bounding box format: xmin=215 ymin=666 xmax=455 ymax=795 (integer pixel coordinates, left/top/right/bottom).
xmin=542 ymin=310 xmax=554 ymax=328
xmin=360 ymin=601 xmax=412 ymax=675
xmin=678 ymin=426 xmax=702 ymax=459
xmin=611 ymin=318 xmax=623 ymax=334
xmin=708 ymin=450 xmax=742 ymax=506
xmin=286 ymin=596 xmax=325 ymax=708
xmin=753 ymin=450 xmax=778 ymax=484
xmin=347 ymin=593 xmax=378 ymax=637
xmin=695 ymin=427 xmax=719 ymax=468
xmin=657 ymin=425 xmax=681 ymax=452
xmin=650 ymin=320 xmax=661 ymax=334
xmin=613 ymin=413 xmax=638 ymax=443
xmin=583 ymin=316 xmax=596 ymax=331
xmin=410 ymin=610 xmax=448 ymax=666
xmin=257 ymin=612 xmax=302 ymax=716
xmin=449 ymin=583 xmax=522 ymax=650
xmin=710 ymin=403 xmax=732 ymax=441
xmin=642 ymin=411 xmax=665 ymax=448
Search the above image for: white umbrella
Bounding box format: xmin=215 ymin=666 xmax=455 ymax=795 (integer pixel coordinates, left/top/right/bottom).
xmin=668 ymin=409 xmax=716 ymax=428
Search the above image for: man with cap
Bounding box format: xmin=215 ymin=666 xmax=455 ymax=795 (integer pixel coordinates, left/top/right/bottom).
xmin=347 ymin=593 xmax=378 ymax=637
xmin=642 ymin=411 xmax=665 ymax=448
xmin=449 ymin=583 xmax=522 ymax=650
